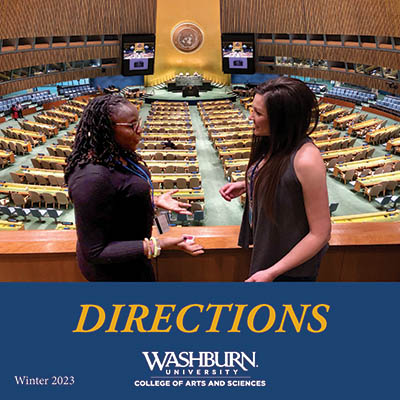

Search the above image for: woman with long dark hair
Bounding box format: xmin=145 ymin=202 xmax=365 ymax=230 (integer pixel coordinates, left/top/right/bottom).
xmin=65 ymin=95 xmax=203 ymax=281
xmin=220 ymin=77 xmax=331 ymax=282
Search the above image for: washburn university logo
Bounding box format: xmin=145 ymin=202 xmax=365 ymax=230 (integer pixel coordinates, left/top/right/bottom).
xmin=142 ymin=351 xmax=257 ymax=376
xmin=171 ymin=22 xmax=204 ymax=53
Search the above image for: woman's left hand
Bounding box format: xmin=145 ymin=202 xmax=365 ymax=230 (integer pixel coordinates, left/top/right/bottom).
xmin=155 ymin=189 xmax=192 ymax=215
xmin=245 ymin=269 xmax=276 ymax=282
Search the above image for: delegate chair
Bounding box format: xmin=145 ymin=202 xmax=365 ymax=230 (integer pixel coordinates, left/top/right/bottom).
xmin=24 ymin=172 xmax=38 ymax=185
xmin=36 ymin=175 xmax=49 ymax=186
xmin=55 ymin=192 xmax=70 ymax=209
xmin=11 ymin=192 xmax=30 ymax=208
xmin=176 ymin=178 xmax=187 ymax=189
xmin=47 ymin=175 xmax=59 ymax=186
xmin=14 ymin=207 xmax=31 ymax=221
xmin=46 ymin=208 xmax=63 ymax=223
xmin=163 ymin=179 xmax=175 ymax=189
xmin=364 ymin=184 xmax=384 ymax=201
xmin=28 ymin=190 xmax=42 ymax=207
xmin=151 ymin=165 xmax=162 ymax=173
xmin=342 ymin=169 xmax=356 ymax=184
xmin=329 ymin=203 xmax=339 ymax=216
xmin=30 ymin=208 xmax=47 ymax=223
xmin=383 ymin=181 xmax=397 ymax=196
xmin=40 ymin=160 xmax=52 ymax=169
xmin=55 ymin=176 xmax=65 ymax=186
xmin=9 ymin=171 xmax=23 ymax=183
xmin=47 ymin=147 xmax=57 ymax=156
xmin=31 ymin=158 xmax=42 ymax=168
xmin=42 ymin=192 xmax=56 ymax=208
xmin=374 ymin=196 xmax=392 ymax=210
xmin=189 ymin=177 xmax=200 ymax=189
xmin=0 ymin=205 xmax=17 ymax=220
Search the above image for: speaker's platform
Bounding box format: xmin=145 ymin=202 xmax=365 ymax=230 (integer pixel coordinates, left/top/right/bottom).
xmin=144 ymin=86 xmax=237 ymax=105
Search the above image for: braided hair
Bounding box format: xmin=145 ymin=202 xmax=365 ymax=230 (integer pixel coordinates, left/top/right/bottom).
xmin=64 ymin=94 xmax=141 ymax=183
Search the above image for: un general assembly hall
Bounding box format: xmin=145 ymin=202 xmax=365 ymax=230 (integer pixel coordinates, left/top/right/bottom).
xmin=0 ymin=0 xmax=399 ymax=282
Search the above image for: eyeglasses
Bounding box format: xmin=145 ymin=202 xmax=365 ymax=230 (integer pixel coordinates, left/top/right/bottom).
xmin=113 ymin=117 xmax=142 ymax=132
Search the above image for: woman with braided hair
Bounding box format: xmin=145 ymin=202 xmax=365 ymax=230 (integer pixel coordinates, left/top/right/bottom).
xmin=65 ymin=94 xmax=203 ymax=281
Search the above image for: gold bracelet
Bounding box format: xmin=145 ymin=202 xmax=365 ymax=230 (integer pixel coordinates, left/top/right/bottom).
xmin=150 ymin=236 xmax=161 ymax=258
xmin=144 ymin=238 xmax=152 ymax=259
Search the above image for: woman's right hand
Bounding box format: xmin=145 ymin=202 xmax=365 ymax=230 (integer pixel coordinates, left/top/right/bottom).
xmin=219 ymin=181 xmax=246 ymax=202
xmin=158 ymin=236 xmax=204 ymax=256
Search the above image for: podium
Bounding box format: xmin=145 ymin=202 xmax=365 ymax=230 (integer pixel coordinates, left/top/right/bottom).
xmin=182 ymin=86 xmax=200 ymax=97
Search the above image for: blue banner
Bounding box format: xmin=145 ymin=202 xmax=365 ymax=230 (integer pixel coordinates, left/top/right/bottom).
xmin=0 ymin=283 xmax=398 ymax=399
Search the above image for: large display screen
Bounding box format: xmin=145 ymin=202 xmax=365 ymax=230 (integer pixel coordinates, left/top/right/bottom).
xmin=221 ymin=33 xmax=255 ymax=74
xmin=121 ymin=34 xmax=155 ymax=76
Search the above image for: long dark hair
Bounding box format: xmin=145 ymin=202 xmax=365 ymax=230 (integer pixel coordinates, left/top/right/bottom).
xmin=64 ymin=94 xmax=141 ymax=183
xmin=248 ymin=77 xmax=319 ymax=220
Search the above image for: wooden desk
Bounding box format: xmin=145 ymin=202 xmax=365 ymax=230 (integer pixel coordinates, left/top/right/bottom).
xmin=314 ymin=122 xmax=330 ymax=132
xmin=231 ymin=171 xmax=246 ymax=181
xmin=210 ymin=124 xmax=253 ymax=133
xmin=218 ymin=147 xmax=251 ymax=158
xmin=224 ymin=158 xmax=249 ymax=171
xmin=0 ymin=150 xmax=15 ymax=163
xmin=332 ymin=210 xmax=400 ymax=223
xmin=354 ymin=170 xmax=400 ymax=191
xmin=142 ymin=133 xmax=196 ymax=141
xmin=386 ymin=137 xmax=400 ymax=152
xmin=15 ymin=167 xmax=65 ymax=179
xmin=35 ymin=114 xmax=69 ymax=129
xmin=138 ymin=149 xmax=197 ymax=160
xmin=348 ymin=118 xmax=385 ymax=135
xmin=204 ymin=119 xmax=247 ymax=127
xmin=0 ymin=182 xmax=67 ymax=196
xmin=319 ymin=103 xmax=335 ymax=113
xmin=210 ymin=131 xmax=253 ymax=141
xmin=321 ymin=146 xmax=370 ymax=161
xmin=145 ymin=121 xmax=192 ymax=127
xmin=1 ymin=138 xmax=32 ymax=152
xmin=365 ymin=125 xmax=400 ymax=143
xmin=214 ymin=139 xmax=252 ymax=149
xmin=0 ymin=221 xmax=24 ymax=231
xmin=310 ymin=129 xmax=341 ymax=140
xmin=151 ymin=174 xmax=201 ymax=185
xmin=57 ymin=136 xmax=75 ymax=146
xmin=146 ymin=160 xmax=199 ymax=173
xmin=320 ymin=107 xmax=351 ymax=123
xmin=21 ymin=120 xmax=58 ymax=136
xmin=333 ymin=155 xmax=394 ymax=177
xmin=314 ymin=137 xmax=351 ymax=149
xmin=6 ymin=128 xmax=46 ymax=143
xmin=46 ymin=110 xmax=78 ymax=122
xmin=1 ymin=223 xmax=400 ymax=281
xmin=143 ymin=128 xmax=194 ymax=135
xmin=33 ymin=155 xmax=66 ymax=166
xmin=60 ymin=104 xmax=83 ymax=116
xmin=154 ymin=188 xmax=204 ymax=201
xmin=333 ymin=113 xmax=366 ymax=130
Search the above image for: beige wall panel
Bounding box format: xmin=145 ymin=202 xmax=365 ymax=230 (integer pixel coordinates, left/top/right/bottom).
xmin=0 ymin=67 xmax=119 ymax=95
xmin=0 ymin=0 xmax=156 ymax=38
xmin=257 ymin=43 xmax=400 ymax=70
xmin=303 ymin=0 xmax=389 ymax=35
xmin=221 ymin=0 xmax=307 ymax=33
xmin=384 ymin=0 xmax=400 ymax=37
xmin=0 ymin=46 xmax=119 ymax=71
xmin=119 ymin=0 xmax=157 ymax=34
xmin=222 ymin=0 xmax=397 ymax=36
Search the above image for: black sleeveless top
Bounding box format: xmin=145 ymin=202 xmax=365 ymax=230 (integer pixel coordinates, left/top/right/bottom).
xmin=238 ymin=139 xmax=328 ymax=279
